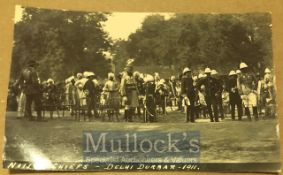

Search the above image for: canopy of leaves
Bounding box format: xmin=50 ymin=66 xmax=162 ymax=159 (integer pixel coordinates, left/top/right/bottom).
xmin=124 ymin=13 xmax=272 ymax=75
xmin=11 ymin=7 xmax=112 ymax=82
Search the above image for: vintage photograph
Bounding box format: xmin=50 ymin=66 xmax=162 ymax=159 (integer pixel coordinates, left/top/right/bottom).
xmin=3 ymin=5 xmax=280 ymax=172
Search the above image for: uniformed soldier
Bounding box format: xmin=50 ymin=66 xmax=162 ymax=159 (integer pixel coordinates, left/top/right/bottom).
xmin=143 ymin=74 xmax=157 ymax=122
xmin=83 ymin=72 xmax=99 ymax=121
xmin=211 ymin=69 xmax=224 ymax=119
xmin=181 ymin=67 xmax=196 ymax=122
xmin=120 ymin=59 xmax=139 ymax=122
xmin=18 ymin=60 xmax=45 ymax=121
xmin=228 ymin=70 xmax=243 ymax=120
xmin=237 ymin=62 xmax=259 ymax=121
xmin=198 ymin=67 xmax=219 ymax=122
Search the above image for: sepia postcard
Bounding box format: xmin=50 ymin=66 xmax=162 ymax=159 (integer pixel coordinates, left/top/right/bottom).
xmin=2 ymin=5 xmax=281 ymax=172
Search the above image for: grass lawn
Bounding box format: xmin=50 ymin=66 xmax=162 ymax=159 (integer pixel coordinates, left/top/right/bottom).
xmin=4 ymin=111 xmax=280 ymax=164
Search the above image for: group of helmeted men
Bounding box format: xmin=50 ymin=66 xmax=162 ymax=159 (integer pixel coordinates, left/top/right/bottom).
xmin=181 ymin=62 xmax=276 ymax=122
xmin=14 ymin=59 xmax=276 ymax=123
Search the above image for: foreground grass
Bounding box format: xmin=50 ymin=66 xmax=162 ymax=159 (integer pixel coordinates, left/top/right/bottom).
xmin=4 ymin=111 xmax=280 ymax=163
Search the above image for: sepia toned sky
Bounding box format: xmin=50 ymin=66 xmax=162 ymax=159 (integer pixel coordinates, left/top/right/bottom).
xmin=14 ymin=5 xmax=172 ymax=40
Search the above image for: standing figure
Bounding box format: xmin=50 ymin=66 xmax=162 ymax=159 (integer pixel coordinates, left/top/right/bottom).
xmin=237 ymin=62 xmax=259 ymax=121
xmin=169 ymin=76 xmax=178 ymax=108
xmin=198 ymin=67 xmax=220 ymax=122
xmin=66 ymin=76 xmax=80 ymax=117
xmin=143 ymin=74 xmax=157 ymax=122
xmin=221 ymin=84 xmax=230 ymax=116
xmin=75 ymin=73 xmax=87 ymax=108
xmin=211 ymin=70 xmax=224 ymax=119
xmin=103 ymin=72 xmax=120 ymax=121
xmin=45 ymin=78 xmax=57 ymax=119
xmin=13 ymin=80 xmax=25 ymax=118
xmin=17 ymin=89 xmax=26 ymax=119
xmin=181 ymin=67 xmax=196 ymax=123
xmin=134 ymin=71 xmax=145 ymax=118
xmin=17 ymin=60 xmax=45 ymax=121
xmin=261 ymin=68 xmax=276 ymax=118
xmin=155 ymin=79 xmax=169 ymax=115
xmin=228 ymin=70 xmax=243 ymax=120
xmin=120 ymin=59 xmax=139 ymax=122
xmin=83 ymin=72 xmax=98 ymax=121
xmin=192 ymin=76 xmax=201 ymax=119
xmin=175 ymin=79 xmax=182 ymax=111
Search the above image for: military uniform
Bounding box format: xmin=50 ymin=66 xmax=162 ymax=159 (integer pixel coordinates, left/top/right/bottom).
xmin=120 ymin=72 xmax=139 ymax=122
xmin=181 ymin=74 xmax=196 ymax=122
xmin=228 ymin=75 xmax=243 ymax=120
xmin=18 ymin=62 xmax=43 ymax=121
xmin=214 ymin=78 xmax=224 ymax=119
xmin=83 ymin=75 xmax=99 ymax=120
xmin=198 ymin=76 xmax=219 ymax=122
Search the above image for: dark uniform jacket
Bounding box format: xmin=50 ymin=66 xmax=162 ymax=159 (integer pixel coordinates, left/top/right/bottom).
xmin=198 ymin=76 xmax=219 ymax=98
xmin=181 ymin=75 xmax=195 ymax=98
xmin=18 ymin=67 xmax=41 ymax=95
xmin=228 ymin=77 xmax=238 ymax=92
xmin=227 ymin=76 xmax=241 ymax=102
xmin=136 ymin=78 xmax=145 ymax=96
xmin=145 ymin=82 xmax=156 ymax=97
xmin=83 ymin=79 xmax=96 ymax=97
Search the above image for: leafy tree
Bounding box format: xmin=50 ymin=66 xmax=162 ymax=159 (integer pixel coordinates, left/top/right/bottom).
xmin=11 ymin=7 xmax=112 ymax=82
xmin=123 ymin=13 xmax=272 ymax=75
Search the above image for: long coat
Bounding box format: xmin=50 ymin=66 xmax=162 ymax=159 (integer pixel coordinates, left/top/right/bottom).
xmin=120 ymin=73 xmax=139 ymax=108
xmin=18 ymin=67 xmax=41 ymax=95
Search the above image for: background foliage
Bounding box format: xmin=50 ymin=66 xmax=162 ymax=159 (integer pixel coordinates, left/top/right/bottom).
xmin=12 ymin=8 xmax=112 ymax=81
xmin=11 ymin=8 xmax=272 ymax=81
xmin=123 ymin=13 xmax=272 ymax=76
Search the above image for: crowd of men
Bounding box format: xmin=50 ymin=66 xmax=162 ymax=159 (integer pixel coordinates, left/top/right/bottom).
xmin=8 ymin=59 xmax=276 ymax=123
